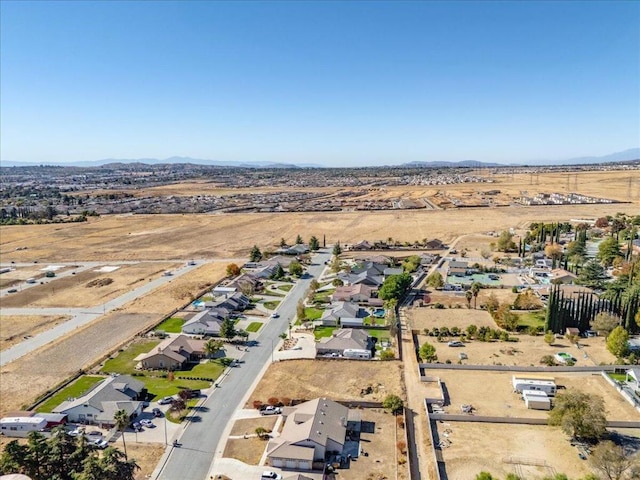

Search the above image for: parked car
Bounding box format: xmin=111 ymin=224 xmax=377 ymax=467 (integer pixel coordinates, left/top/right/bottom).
xmin=140 ymin=419 xmax=155 ymax=428
xmin=7 ymin=289 xmax=17 ymax=293
xmin=131 ymin=422 xmax=142 ymax=432
xmin=68 ymin=427 xmax=84 ymax=436
xmin=270 ymin=313 xmax=279 ymax=318
xmin=261 ymin=406 xmax=282 ymax=416
xmin=447 ymin=341 xmax=465 ymax=347
xmin=86 ymin=430 xmax=102 ymax=436
xmin=261 ymin=472 xmax=282 ymax=480
xmin=92 ymin=439 xmax=109 ymax=449
xmin=152 ymin=408 xmax=163 ymax=417
xmin=158 ymin=396 xmax=174 ymax=405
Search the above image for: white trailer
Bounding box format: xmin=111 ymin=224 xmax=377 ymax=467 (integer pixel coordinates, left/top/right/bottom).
xmin=512 ymin=376 xmax=556 ymax=396
xmin=522 ymin=390 xmax=551 ymax=410
xmin=343 ymin=348 xmax=371 ymax=359
xmin=0 ymin=417 xmax=47 ymax=437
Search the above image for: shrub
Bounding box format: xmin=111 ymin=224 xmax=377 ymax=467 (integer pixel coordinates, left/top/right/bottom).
xmin=433 ymin=302 xmax=445 ymax=309
xmin=281 ymin=397 xmax=292 ymax=406
xmin=267 ymin=397 xmax=279 ymax=406
xmin=397 ymin=440 xmax=407 ymax=454
xmin=396 ymin=416 xmax=405 ymax=429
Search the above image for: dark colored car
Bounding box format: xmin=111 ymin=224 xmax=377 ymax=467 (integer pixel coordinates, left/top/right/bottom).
xmin=152 ymin=408 xmax=163 ymax=417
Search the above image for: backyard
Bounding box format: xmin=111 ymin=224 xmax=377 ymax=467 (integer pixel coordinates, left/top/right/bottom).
xmin=155 ymin=317 xmax=185 ymax=333
xmin=36 ymin=375 xmax=104 ymax=413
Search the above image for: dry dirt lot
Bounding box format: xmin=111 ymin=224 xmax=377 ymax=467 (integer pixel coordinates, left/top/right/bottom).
xmin=0 ymin=265 xmax=72 ymax=289
xmin=222 ymin=436 xmax=267 ymax=465
xmin=414 ymin=288 xmax=519 ymax=309
xmin=229 ymin=416 xmax=278 ymax=436
xmin=0 ymin=262 xmax=227 ymax=416
xmin=436 ymin=423 xmax=595 ymax=479
xmin=1 ymin=314 xmax=71 ymax=351
xmin=247 ymin=359 xmax=404 ymax=406
xmin=1 ymin=203 xmax=638 ymax=263
xmin=428 ymin=369 xmax=639 ymax=421
xmin=406 ymin=308 xmax=498 ymax=332
xmin=0 ymin=262 xmax=178 ymax=308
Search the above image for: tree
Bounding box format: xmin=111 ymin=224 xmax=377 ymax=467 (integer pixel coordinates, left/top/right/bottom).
xmin=255 ymin=427 xmax=267 ymax=439
xmin=589 ymin=440 xmax=638 ymax=480
xmin=548 ymin=388 xmax=607 ymax=441
xmin=471 ymin=282 xmax=481 ymax=309
xmin=279 ymin=237 xmax=287 ymax=247
xmin=606 ymin=326 xmax=629 ymax=358
xmin=544 ymin=330 xmax=555 ymax=345
xmin=309 ymin=236 xmax=320 ymax=251
xmin=496 ymin=230 xmax=517 ymax=252
xmin=379 ymin=273 xmax=412 ymax=301
xmin=577 ymin=260 xmax=608 ymax=288
xmin=220 ymin=318 xmax=237 ymax=340
xmin=289 ymin=261 xmax=303 ymax=277
xmin=382 ymin=394 xmax=404 ymax=415
xmin=270 ymin=264 xmax=285 ymax=280
xmin=332 ymin=278 xmax=344 ymax=287
xmin=475 ymin=473 xmax=497 ymax=480
xmin=595 ymin=216 xmax=610 ymax=228
xmin=484 ymin=292 xmax=499 ymax=314
xmin=226 ymin=263 xmax=241 ymax=277
xmin=465 ymin=290 xmax=473 ymax=308
xmin=170 ymin=398 xmax=187 ymax=417
xmin=204 ymin=338 xmax=223 ymax=358
xmin=501 ymin=310 xmax=520 ymax=331
xmin=591 ymin=313 xmax=621 ymax=336
xmin=295 ymin=234 xmax=303 ymax=244
xmin=249 ymin=245 xmax=262 ymax=262
xmin=419 ymin=342 xmax=438 ymax=362
xmin=296 ymin=300 xmax=305 ymax=322
xmin=426 ymin=271 xmax=444 ymax=289
xmin=598 ymin=237 xmax=622 ymax=267
xmin=380 ymin=350 xmax=395 ymax=360
xmin=113 ymin=409 xmax=130 ymax=461
xmin=332 ymin=242 xmax=342 ymax=256
xmin=545 ymin=243 xmax=564 ymax=266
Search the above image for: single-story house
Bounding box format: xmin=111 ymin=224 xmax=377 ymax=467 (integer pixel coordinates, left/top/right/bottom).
xmin=349 ymin=240 xmax=373 ymax=251
xmin=425 ymin=239 xmax=444 ymax=250
xmin=551 ymin=269 xmax=577 ymax=284
xmin=266 ymin=398 xmax=350 ymax=470
xmin=316 ymin=328 xmax=373 ymax=357
xmin=53 ymin=375 xmax=145 ymax=427
xmin=625 ymin=368 xmax=640 ymax=389
xmin=320 ymin=302 xmax=368 ymax=326
xmin=135 ymin=334 xmax=207 ymax=370
xmin=331 ymin=284 xmax=380 ymax=305
xmin=229 ymin=273 xmax=262 ymax=292
xmin=277 ymin=244 xmax=310 ymax=255
xmin=448 ymin=260 xmax=469 ymax=277
xmin=182 ymin=311 xmax=225 ymax=336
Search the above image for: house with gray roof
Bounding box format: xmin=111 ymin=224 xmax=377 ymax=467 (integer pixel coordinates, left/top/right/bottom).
xmin=134 ymin=334 xmax=207 ymax=370
xmin=52 ymin=375 xmax=145 ymax=427
xmin=320 ymin=302 xmax=368 ymax=326
xmin=316 ymin=328 xmax=373 ymax=357
xmin=266 ymin=398 xmax=350 ymax=470
xmin=182 ymin=310 xmax=225 ymax=336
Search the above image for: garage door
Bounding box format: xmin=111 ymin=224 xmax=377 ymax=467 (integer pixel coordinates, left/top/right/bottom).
xmin=271 ymin=459 xmax=283 ymax=467
xmin=285 ymin=460 xmax=297 ymax=469
xmin=298 ymin=461 xmax=311 ymax=470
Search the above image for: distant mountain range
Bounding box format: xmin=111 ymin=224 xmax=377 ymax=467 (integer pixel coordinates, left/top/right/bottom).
xmin=1 ymin=148 xmax=638 ymax=168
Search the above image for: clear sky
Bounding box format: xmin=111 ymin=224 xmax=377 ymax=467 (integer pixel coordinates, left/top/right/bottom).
xmin=1 ymin=0 xmax=638 ymax=166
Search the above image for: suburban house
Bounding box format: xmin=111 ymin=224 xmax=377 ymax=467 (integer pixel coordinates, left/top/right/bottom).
xmin=266 ymin=398 xmax=353 ymax=470
xmin=229 ymin=273 xmax=262 ymax=293
xmin=338 ymin=261 xmax=391 ymax=287
xmin=425 ymin=238 xmax=444 ymax=250
xmin=52 ymin=375 xmax=145 ymax=427
xmin=420 ymin=253 xmax=437 ymax=266
xmin=135 ymin=335 xmax=207 ymax=370
xmin=348 ymin=240 xmax=373 ymax=251
xmin=316 ymin=328 xmax=373 ymax=357
xmin=536 ymin=285 xmax=594 ymax=302
xmin=331 ymin=284 xmax=382 ymax=306
xmin=277 ymin=244 xmax=310 ymax=255
xmin=551 ymin=269 xmax=577 ymax=284
xmin=182 ymin=310 xmax=225 ymax=336
xmin=204 ymin=292 xmax=250 ymax=312
xmin=448 ymin=260 xmax=469 ymax=277
xmin=320 ymin=302 xmax=368 ymax=326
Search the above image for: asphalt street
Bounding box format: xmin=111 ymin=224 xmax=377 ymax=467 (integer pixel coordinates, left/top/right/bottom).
xmin=155 ymin=248 xmax=332 ymax=480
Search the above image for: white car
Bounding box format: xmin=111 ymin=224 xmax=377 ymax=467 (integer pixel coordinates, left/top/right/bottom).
xmin=261 ymin=472 xmax=282 ymax=480
xmin=158 ymin=396 xmax=174 ymax=405
xmin=140 ymin=419 xmax=155 ymax=428
xmin=270 ymin=313 xmax=279 ymax=318
xmin=447 ymin=341 xmax=465 ymax=347
xmin=92 ymin=439 xmax=109 ymax=449
xmin=68 ymin=427 xmax=84 ymax=436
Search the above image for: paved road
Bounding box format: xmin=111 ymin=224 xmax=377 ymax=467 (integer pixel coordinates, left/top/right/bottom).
xmin=0 ymin=260 xmax=207 ymax=366
xmin=155 ymin=249 xmax=332 ymax=480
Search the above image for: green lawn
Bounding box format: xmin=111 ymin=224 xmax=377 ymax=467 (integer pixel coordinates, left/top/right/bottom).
xmin=304 ymin=307 xmax=324 ymax=321
xmin=278 ymin=284 xmax=293 ymax=292
xmin=141 ymin=376 xmax=211 ymax=401
xmin=516 ymin=310 xmax=546 ymax=328
xmin=37 ymin=376 xmax=104 ymax=413
xmin=155 ymin=317 xmax=185 ymax=333
xmin=246 ymin=322 xmax=263 ymax=333
xmin=313 ymin=326 xmax=336 ymax=340
xmin=364 ymin=316 xmax=386 ymax=326
xmin=367 ymin=329 xmax=391 ymax=341
xmin=263 ymin=300 xmax=281 ymax=310
xmin=608 ymin=373 xmax=627 ymax=382
xmin=101 ymin=340 xmax=161 ymax=375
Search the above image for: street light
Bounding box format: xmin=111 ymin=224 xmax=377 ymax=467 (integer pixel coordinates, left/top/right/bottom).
xmin=163 ymin=415 xmax=168 ymax=445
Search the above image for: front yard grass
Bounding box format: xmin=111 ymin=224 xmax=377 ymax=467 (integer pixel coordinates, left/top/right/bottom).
xmin=175 ymin=359 xmax=227 ymax=380
xmin=36 ymin=375 xmax=104 ymax=413
xmin=304 ymin=307 xmax=323 ymax=321
xmin=141 ymin=377 xmax=211 ymax=401
xmin=101 ymin=340 xmax=160 ymax=375
xmin=263 ymin=300 xmax=280 ymax=310
xmin=246 ymin=322 xmax=263 ymax=333
xmin=313 ymin=326 xmax=335 ymax=340
xmin=155 ymin=317 xmax=185 ymax=333
xmin=278 ymin=284 xmax=293 ymax=292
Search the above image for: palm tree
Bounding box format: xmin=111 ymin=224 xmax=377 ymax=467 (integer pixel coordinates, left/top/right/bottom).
xmin=471 ymin=282 xmax=481 ymax=309
xmin=204 ymin=339 xmax=223 ymax=359
xmin=465 ymin=290 xmax=473 ymax=309
xmin=113 ymin=409 xmax=130 ymax=461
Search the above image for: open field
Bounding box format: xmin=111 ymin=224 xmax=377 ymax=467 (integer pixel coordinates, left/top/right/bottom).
xmin=1 ymin=202 xmax=638 ymax=263
xmin=406 ymin=308 xmax=498 ymax=331
xmin=430 ymin=369 xmax=639 ymax=421
xmin=248 ymin=359 xmax=404 ymax=406
xmin=0 ymin=265 xmax=73 ymax=289
xmin=0 ymin=262 xmax=178 ymax=308
xmin=1 ymin=314 xmax=71 ymax=351
xmin=436 ymin=423 xmax=595 ymax=479
xmin=0 ymin=262 xmax=227 ymax=416
xmin=416 ymin=330 xmax=616 ymax=366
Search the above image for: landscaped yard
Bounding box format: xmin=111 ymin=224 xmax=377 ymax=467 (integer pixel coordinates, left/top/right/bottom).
xmin=37 ymin=375 xmax=104 ymax=413
xmin=263 ymin=300 xmax=280 ymax=310
xmin=608 ymin=373 xmax=627 ymax=382
xmin=175 ymin=359 xmax=227 ymax=380
xmin=516 ymin=310 xmax=546 ymax=330
xmin=364 ymin=316 xmax=386 ymax=326
xmin=278 ymin=284 xmax=293 ymax=292
xmin=101 ymin=340 xmax=160 ymax=375
xmin=141 ymin=377 xmax=211 ymax=401
xmin=246 ymin=322 xmax=263 ymax=333
xmin=155 ymin=317 xmax=185 ymax=333
xmin=303 ymin=307 xmax=323 ymax=321
xmin=313 ymin=326 xmax=335 ymax=339
xmin=367 ymin=328 xmax=391 ymax=342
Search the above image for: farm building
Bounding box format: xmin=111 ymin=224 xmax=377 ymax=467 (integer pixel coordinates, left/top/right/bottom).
xmin=512 ymin=376 xmax=557 ymax=396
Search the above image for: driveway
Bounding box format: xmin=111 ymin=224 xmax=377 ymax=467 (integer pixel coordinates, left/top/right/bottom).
xmin=273 ymin=332 xmax=316 ymax=361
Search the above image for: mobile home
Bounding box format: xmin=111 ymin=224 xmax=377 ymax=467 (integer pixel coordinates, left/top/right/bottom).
xmin=512 ymin=376 xmax=557 ymax=396
xmin=0 ymin=416 xmax=47 ymax=437
xmin=343 ymin=348 xmax=372 ymax=359
xmin=522 ymin=390 xmax=552 ymax=411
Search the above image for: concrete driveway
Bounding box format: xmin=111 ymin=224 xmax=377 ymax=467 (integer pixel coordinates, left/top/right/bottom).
xmin=273 ymin=332 xmax=316 ymax=361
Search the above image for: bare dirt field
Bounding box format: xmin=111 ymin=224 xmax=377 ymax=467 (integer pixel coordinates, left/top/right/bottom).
xmin=0 ymin=262 xmax=227 ymax=416
xmin=415 ymin=288 xmax=518 ymax=309
xmin=1 ymin=315 xmax=70 ymax=351
xmin=1 ymin=202 xmax=638 ymax=263
xmin=222 ymin=436 xmax=267 ymax=465
xmin=436 ymin=423 xmax=595 ymax=479
xmin=122 ymin=442 xmax=166 ymax=480
xmin=407 ymin=308 xmax=498 ymax=332
xmin=247 ymin=359 xmax=404 ymax=406
xmin=229 ymin=416 xmax=277 ymax=436
xmin=0 ymin=262 xmax=178 ymax=308
xmin=429 ymin=369 xmax=639 ymax=421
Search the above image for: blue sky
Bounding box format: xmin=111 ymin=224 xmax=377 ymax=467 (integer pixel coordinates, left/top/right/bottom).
xmin=1 ymin=1 xmax=638 ymax=166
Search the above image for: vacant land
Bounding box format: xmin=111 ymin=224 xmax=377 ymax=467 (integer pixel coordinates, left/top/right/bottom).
xmin=436 ymin=423 xmax=594 ymax=479
xmin=407 ymin=308 xmax=498 ymax=331
xmin=248 ymin=359 xmax=404 ymax=406
xmin=1 ymin=314 xmax=70 ymax=351
xmin=229 ymin=416 xmax=278 ymax=436
xmin=0 ymin=262 xmax=177 ymax=308
xmin=0 ymin=265 xmax=71 ymax=289
xmin=2 ymin=202 xmax=638 ymax=263
xmin=222 ymin=435 xmax=268 ymax=466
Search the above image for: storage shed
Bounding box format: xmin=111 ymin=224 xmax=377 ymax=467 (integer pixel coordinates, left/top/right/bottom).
xmin=522 ymin=390 xmax=551 ymax=411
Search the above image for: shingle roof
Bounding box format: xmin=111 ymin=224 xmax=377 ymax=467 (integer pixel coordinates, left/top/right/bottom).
xmin=317 ymin=328 xmax=370 ymax=351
